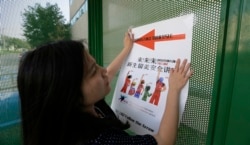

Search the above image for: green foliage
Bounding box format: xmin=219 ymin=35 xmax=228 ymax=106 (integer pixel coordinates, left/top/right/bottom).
xmin=5 ymin=36 xmax=31 ymax=49
xmin=22 ymin=3 xmax=71 ymax=48
xmin=0 ymin=35 xmax=30 ymax=51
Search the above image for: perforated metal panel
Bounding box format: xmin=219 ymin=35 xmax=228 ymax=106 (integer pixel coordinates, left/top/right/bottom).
xmin=1 ymin=1 xmax=30 ymax=145
xmin=0 ymin=52 xmax=20 ymax=145
xmin=103 ymin=1 xmax=223 ymax=144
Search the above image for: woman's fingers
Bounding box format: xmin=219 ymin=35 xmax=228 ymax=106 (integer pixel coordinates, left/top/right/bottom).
xmin=186 ymin=69 xmax=194 ymax=78
xmin=183 ymin=62 xmax=190 ymax=75
xmin=174 ymin=59 xmax=180 ymax=72
xmin=182 ymin=60 xmax=193 ymax=79
xmin=174 ymin=59 xmax=193 ymax=78
xmin=179 ymin=59 xmax=187 ymax=74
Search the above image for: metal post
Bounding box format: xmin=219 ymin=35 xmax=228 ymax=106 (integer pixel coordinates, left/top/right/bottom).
xmin=88 ymin=0 xmax=103 ymax=66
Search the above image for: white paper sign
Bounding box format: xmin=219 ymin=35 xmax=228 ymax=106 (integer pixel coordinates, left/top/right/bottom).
xmin=111 ymin=14 xmax=194 ymax=135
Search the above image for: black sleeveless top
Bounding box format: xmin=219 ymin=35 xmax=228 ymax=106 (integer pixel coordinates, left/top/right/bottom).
xmin=82 ymin=100 xmax=157 ymax=145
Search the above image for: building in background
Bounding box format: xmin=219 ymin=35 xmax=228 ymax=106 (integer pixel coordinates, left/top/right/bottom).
xmin=69 ymin=0 xmax=88 ymax=41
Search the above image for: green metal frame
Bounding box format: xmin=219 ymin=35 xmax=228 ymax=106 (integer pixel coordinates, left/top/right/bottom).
xmin=207 ymin=0 xmax=248 ymax=145
xmin=206 ymin=0 xmax=231 ymax=144
xmin=88 ymin=0 xmax=103 ymax=66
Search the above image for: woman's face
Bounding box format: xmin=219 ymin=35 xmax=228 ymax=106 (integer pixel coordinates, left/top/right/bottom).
xmin=81 ymin=53 xmax=111 ymax=107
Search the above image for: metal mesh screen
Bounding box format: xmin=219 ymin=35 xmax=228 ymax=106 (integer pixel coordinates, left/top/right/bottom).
xmin=103 ymin=1 xmax=222 ymax=144
xmin=0 ymin=47 xmax=20 ymax=145
xmin=0 ymin=22 xmax=20 ymax=145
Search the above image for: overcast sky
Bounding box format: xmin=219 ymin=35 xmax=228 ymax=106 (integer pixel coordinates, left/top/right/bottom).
xmin=0 ymin=0 xmax=69 ymax=39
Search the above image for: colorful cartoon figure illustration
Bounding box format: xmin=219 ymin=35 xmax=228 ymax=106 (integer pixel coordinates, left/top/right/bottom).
xmin=142 ymin=84 xmax=152 ymax=101
xmin=128 ymin=78 xmax=137 ymax=96
xmin=120 ymin=71 xmax=132 ymax=93
xmin=134 ymin=74 xmax=146 ymax=98
xmin=119 ymin=95 xmax=126 ymax=102
xmin=149 ymin=69 xmax=166 ymax=106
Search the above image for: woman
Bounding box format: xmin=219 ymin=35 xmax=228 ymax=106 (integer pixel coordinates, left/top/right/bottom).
xmin=18 ymin=31 xmax=193 ymax=145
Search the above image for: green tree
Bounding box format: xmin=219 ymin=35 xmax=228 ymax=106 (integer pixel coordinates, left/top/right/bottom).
xmin=0 ymin=35 xmax=30 ymax=51
xmin=5 ymin=36 xmax=31 ymax=50
xmin=22 ymin=3 xmax=71 ymax=47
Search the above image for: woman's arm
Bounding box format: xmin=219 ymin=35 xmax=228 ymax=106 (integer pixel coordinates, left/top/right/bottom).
xmin=154 ymin=59 xmax=193 ymax=145
xmin=107 ymin=30 xmax=134 ymax=82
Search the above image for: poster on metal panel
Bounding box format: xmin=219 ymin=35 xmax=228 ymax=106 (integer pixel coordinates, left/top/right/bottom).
xmin=111 ymin=14 xmax=194 ymax=135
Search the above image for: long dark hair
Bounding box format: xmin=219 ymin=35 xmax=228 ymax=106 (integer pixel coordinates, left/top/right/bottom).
xmin=17 ymin=40 xmax=128 ymax=145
